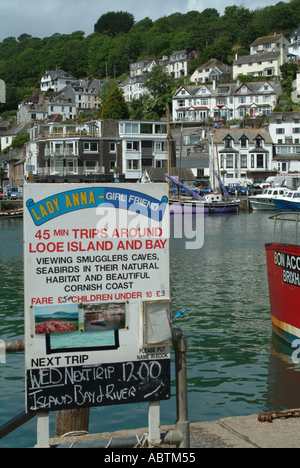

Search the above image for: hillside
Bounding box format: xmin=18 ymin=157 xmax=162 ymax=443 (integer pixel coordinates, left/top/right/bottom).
xmin=1 ymin=1 xmax=300 ymax=112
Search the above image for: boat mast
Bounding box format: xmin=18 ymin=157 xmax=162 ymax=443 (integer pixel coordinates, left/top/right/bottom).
xmin=166 ymin=103 xmax=171 ymax=194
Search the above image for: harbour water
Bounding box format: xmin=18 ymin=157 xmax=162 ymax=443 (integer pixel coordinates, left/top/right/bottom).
xmin=1 ymin=212 xmax=300 ymax=447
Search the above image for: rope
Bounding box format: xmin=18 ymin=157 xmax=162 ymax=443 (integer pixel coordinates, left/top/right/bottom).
xmin=134 ymin=433 xmax=162 ymax=448
xmin=60 ymin=430 xmax=89 ymax=438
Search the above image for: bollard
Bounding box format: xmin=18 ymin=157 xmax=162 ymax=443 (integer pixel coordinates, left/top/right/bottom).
xmin=172 ymin=327 xmax=190 ymax=448
xmin=54 ymin=408 xmax=90 ymax=438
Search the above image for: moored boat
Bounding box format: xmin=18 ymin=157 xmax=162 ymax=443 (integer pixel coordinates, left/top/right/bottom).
xmin=90 ymin=318 xmax=107 ymax=326
xmin=166 ymin=173 xmax=239 ymax=214
xmin=169 ymin=194 xmax=239 ymax=214
xmin=265 ymin=212 xmax=300 ymax=343
xmin=0 ymin=208 xmax=23 ymax=219
xmin=272 ymin=190 xmax=300 ymax=211
xmin=249 ymin=188 xmax=288 ymax=211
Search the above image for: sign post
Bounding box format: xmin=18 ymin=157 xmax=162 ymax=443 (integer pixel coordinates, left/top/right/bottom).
xmin=24 ymin=183 xmax=171 ymax=445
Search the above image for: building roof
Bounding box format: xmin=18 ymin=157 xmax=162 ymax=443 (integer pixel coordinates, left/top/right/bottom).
xmin=251 ymin=34 xmax=285 ymax=46
xmin=194 ymin=58 xmax=232 ymax=74
xmin=42 ymin=68 xmax=77 ymax=82
xmin=173 ymin=80 xmax=282 ymax=99
xmin=213 ymin=128 xmax=273 ymax=144
xmin=234 ymin=51 xmax=280 ymax=65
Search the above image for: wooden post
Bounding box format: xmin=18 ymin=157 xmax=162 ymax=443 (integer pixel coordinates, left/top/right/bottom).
xmin=54 ymin=408 xmax=90 ymax=438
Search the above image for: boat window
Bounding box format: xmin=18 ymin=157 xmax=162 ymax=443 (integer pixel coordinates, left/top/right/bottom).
xmin=273 ymin=191 xmax=278 ymax=195
xmin=279 ymin=190 xmax=284 ymax=195
xmin=267 ymin=190 xmax=272 ymax=194
xmin=287 ymin=192 xmax=293 ymax=197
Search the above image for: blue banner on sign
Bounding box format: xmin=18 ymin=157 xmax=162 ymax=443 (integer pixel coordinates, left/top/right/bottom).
xmin=26 ymin=187 xmax=168 ymax=226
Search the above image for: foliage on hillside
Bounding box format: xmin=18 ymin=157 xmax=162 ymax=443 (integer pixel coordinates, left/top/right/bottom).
xmin=2 ymin=2 xmax=300 ymax=114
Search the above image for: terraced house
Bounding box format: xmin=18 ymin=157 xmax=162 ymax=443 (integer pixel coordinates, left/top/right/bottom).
xmin=172 ymin=79 xmax=283 ymax=123
xmin=211 ymin=128 xmax=274 ymax=184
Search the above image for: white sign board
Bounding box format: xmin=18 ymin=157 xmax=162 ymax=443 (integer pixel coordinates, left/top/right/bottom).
xmin=24 ymin=183 xmax=171 ymax=413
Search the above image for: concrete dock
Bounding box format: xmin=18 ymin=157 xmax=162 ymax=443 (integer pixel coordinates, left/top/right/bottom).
xmin=49 ymin=412 xmax=300 ymax=448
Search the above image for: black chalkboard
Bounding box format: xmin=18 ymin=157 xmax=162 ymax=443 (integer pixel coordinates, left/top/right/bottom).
xmin=26 ymin=359 xmax=170 ymax=413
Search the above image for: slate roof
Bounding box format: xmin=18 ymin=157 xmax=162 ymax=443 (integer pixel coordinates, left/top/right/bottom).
xmin=213 ymin=128 xmax=273 ymax=144
xmin=233 ymin=51 xmax=280 ymax=65
xmin=251 ymin=34 xmax=284 ymax=46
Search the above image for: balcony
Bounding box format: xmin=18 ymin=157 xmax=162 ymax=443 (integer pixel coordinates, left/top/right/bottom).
xmin=35 ymin=166 xmax=105 ymax=176
xmin=44 ymin=148 xmax=79 ymax=158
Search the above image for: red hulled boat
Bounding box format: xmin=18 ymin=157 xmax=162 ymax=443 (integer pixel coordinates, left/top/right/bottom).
xmin=265 ymin=212 xmax=300 ymax=344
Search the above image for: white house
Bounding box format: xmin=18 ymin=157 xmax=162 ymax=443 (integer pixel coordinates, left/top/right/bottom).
xmin=288 ymin=27 xmax=300 ymax=61
xmin=190 ymin=58 xmax=232 ymax=84
xmin=292 ymin=71 xmax=300 ymax=103
xmin=119 ymin=75 xmax=151 ymax=102
xmin=269 ymin=111 xmax=300 ymax=174
xmin=40 ymin=68 xmax=78 ymax=93
xmin=118 ymin=120 xmax=169 ymax=180
xmin=210 ymin=128 xmax=274 ymax=185
xmin=167 ymin=50 xmax=198 ymax=78
xmin=172 ymin=80 xmax=282 ymax=122
xmin=233 ymin=34 xmax=290 ymax=79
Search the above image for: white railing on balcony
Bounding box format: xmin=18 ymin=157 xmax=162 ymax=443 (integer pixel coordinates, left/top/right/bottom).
xmin=44 ymin=148 xmax=80 ymax=158
xmin=35 ymin=166 xmax=105 ymax=176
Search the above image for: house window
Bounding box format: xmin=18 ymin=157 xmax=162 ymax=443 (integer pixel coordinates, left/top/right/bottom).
xmin=127 ymin=160 xmax=139 ymax=170
xmin=126 ymin=141 xmax=140 ymax=151
xmin=241 ymin=154 xmax=247 ymax=168
xmin=276 ymin=128 xmax=285 ymax=134
xmin=109 ymin=142 xmax=116 ymax=152
xmin=255 ymin=136 xmax=263 ymax=148
xmin=140 ymin=123 xmax=153 ymax=134
xmin=224 ymin=136 xmax=233 ymax=148
xmin=257 ymin=154 xmax=264 ymax=168
xmin=226 ymin=155 xmax=234 ymax=168
xmin=125 ymin=122 xmax=139 ymax=133
xmin=240 ymin=136 xmax=248 ymax=148
xmin=83 ymin=142 xmax=98 ymax=152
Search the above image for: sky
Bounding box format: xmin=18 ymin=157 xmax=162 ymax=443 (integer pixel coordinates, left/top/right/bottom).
xmin=0 ymin=0 xmax=280 ymax=42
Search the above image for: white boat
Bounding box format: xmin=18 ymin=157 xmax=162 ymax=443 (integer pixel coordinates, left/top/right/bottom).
xmin=249 ymin=188 xmax=288 ymax=211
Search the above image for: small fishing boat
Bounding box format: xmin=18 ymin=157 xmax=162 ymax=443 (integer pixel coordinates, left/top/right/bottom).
xmin=0 ymin=208 xmax=23 ymax=219
xmin=265 ymin=212 xmax=300 ymax=343
xmin=90 ymin=318 xmax=107 ymax=326
xmin=169 ymin=194 xmax=239 ymax=214
xmin=249 ymin=187 xmax=288 ymax=211
xmin=166 ymin=173 xmax=239 ymax=214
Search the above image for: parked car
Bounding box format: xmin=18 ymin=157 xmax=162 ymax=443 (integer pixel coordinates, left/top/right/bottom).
xmin=10 ymin=187 xmax=18 ymax=200
xmin=226 ymin=184 xmax=252 ymax=196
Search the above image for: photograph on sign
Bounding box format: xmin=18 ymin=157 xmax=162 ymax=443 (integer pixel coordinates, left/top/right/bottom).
xmin=34 ymin=303 xmax=80 ymax=335
xmin=84 ymin=302 xmax=125 ymax=332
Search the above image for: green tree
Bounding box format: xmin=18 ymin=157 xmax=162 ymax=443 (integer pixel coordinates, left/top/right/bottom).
xmin=98 ymin=80 xmax=118 ymax=105
xmin=94 ymin=11 xmax=135 ymax=36
xmin=142 ymin=64 xmax=175 ymax=98
xmin=100 ymin=86 xmax=129 ymax=119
